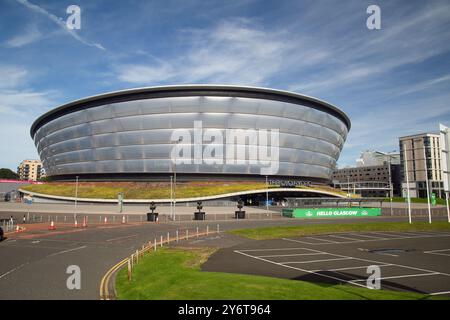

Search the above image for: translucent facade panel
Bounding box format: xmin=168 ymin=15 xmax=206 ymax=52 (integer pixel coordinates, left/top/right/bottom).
xmin=34 ymin=93 xmax=349 ymax=180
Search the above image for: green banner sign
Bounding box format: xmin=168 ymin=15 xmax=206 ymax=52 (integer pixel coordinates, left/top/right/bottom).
xmin=282 ymin=207 xmax=381 ymax=218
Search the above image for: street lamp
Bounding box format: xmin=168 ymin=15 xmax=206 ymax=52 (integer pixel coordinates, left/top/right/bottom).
xmin=171 ymin=137 xmax=182 ymax=221
xmin=386 ymin=150 xmax=397 ymax=216
xmin=74 ymin=175 xmax=79 ymax=221
xmin=422 ymin=145 xmax=432 ymax=223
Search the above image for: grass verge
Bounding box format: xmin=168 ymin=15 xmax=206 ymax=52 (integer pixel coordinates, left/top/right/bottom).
xmin=115 ymin=247 xmax=439 ymax=300
xmin=228 ymin=221 xmax=450 ymax=240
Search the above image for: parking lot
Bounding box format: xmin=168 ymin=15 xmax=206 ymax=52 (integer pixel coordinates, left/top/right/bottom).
xmin=203 ymin=231 xmax=450 ymax=296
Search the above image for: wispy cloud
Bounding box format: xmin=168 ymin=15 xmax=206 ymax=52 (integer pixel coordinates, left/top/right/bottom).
xmin=115 ymin=18 xmax=318 ymax=86
xmin=14 ymin=0 xmax=105 ymax=51
xmin=4 ymin=24 xmax=41 ymax=48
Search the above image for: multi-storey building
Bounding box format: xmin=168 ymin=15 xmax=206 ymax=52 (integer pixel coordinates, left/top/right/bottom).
xmin=17 ymin=159 xmax=44 ymax=181
xmin=399 ymin=133 xmax=444 ymax=198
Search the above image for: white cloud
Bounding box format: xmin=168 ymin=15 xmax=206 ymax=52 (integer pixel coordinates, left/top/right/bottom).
xmin=114 ymin=19 xmax=318 ymax=86
xmin=5 ymin=25 xmax=41 ymax=48
xmin=15 ymin=0 xmax=105 ymax=51
xmin=0 ymin=65 xmax=28 ymax=89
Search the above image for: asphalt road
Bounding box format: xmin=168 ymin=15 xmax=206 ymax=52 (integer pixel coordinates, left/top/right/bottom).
xmin=0 ymin=215 xmax=448 ymax=299
xmin=202 ymin=231 xmax=450 ymax=296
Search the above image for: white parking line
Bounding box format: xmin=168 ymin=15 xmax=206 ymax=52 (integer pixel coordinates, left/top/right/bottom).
xmin=310 ymin=263 xmax=394 ymax=273
xmin=350 ymin=272 xmax=440 ymax=283
xmin=327 ymin=234 xmax=362 ymax=242
xmin=258 ymin=252 xmax=324 ymax=258
xmin=429 ymin=291 xmax=450 ymax=296
xmin=234 ymin=250 xmax=369 ymax=289
xmin=424 ymin=249 xmax=450 ymax=257
xmin=348 ymin=233 xmax=385 ymax=239
xmin=306 ymin=236 xmax=340 ymax=244
xmin=281 ymin=257 xmax=353 ymax=264
xmin=239 ymin=247 xmax=314 ymax=252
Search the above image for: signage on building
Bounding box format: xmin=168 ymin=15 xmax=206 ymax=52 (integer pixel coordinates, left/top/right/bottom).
xmin=268 ymin=179 xmax=311 ymax=188
xmin=282 ymin=207 xmax=381 ymax=218
xmin=440 ymin=124 xmax=450 ymax=193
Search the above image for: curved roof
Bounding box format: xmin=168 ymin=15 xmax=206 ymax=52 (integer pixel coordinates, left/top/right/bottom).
xmin=30 ymin=84 xmax=351 ymax=137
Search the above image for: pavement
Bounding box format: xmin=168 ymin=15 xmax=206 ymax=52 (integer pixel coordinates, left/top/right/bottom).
xmin=0 ymin=199 xmax=448 ymax=300
xmin=202 ymin=231 xmax=450 ymax=296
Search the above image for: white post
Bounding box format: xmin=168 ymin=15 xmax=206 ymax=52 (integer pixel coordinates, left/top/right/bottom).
xmin=206 ymin=225 xmax=209 ymax=235
xmin=170 ymin=176 xmax=173 ymax=220
xmin=266 ymin=175 xmax=269 ymax=211
xmin=176 ymin=229 xmax=179 ymax=242
xmin=127 ymin=259 xmax=132 ymax=282
xmin=167 ymin=232 xmax=170 ymax=244
xmin=404 ymin=142 xmax=412 ymax=224
xmin=217 ymin=224 xmax=220 ymax=233
xmin=160 ymin=235 xmax=163 ymax=247
xmin=186 ymin=229 xmax=189 ymax=240
xmin=74 ymin=175 xmax=79 ymax=221
xmin=154 ymin=238 xmax=157 ymax=251
xmin=423 ymin=146 xmax=432 ymax=223
xmin=196 ymin=226 xmax=199 ymax=238
xmin=446 ymin=192 xmax=450 ymax=223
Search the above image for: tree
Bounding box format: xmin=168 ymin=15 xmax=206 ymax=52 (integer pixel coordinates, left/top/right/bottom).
xmin=0 ymin=168 xmax=19 ymax=179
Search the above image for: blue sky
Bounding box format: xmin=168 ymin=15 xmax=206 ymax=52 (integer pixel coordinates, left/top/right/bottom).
xmin=1 ymin=0 xmax=449 ymax=171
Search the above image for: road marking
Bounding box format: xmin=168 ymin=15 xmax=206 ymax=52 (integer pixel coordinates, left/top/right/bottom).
xmin=234 ymin=250 xmax=369 ymax=289
xmin=47 ymin=245 xmax=87 ymax=257
xmin=428 ymin=291 xmax=450 ymax=296
xmin=239 ymin=247 xmax=313 ymax=252
xmin=306 ymin=236 xmax=340 ymax=244
xmin=258 ymin=252 xmax=324 ymax=258
xmin=31 ymin=240 xmax=40 ymax=244
xmin=281 ymin=257 xmax=353 ymax=264
xmin=310 ymin=264 xmax=394 ymax=273
xmin=327 ymin=234 xmax=362 ymax=242
xmin=0 ymin=262 xmax=29 ymax=280
xmin=106 ymin=234 xmax=138 ymax=242
xmin=424 ymin=248 xmax=450 ymax=257
xmin=350 ymin=272 xmax=440 ymax=282
xmin=348 ymin=233 xmax=386 ymax=239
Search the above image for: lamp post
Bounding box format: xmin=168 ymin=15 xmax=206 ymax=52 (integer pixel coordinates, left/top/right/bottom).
xmin=74 ymin=175 xmax=79 ymax=221
xmin=386 ymin=150 xmax=397 ymax=216
xmin=403 ymin=142 xmax=412 ymax=224
xmin=172 ymin=137 xmax=182 ymax=221
xmin=423 ymin=145 xmax=432 ymax=223
xmin=265 ymin=175 xmax=269 ymax=211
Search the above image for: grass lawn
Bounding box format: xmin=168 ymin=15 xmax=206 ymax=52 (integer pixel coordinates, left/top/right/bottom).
xmin=115 ymin=247 xmax=439 ymax=300
xmin=21 ymin=181 xmax=270 ymax=199
xmin=21 ymin=181 xmax=345 ymax=199
xmin=384 ymin=197 xmax=447 ymax=205
xmin=228 ymin=221 xmax=450 ymax=240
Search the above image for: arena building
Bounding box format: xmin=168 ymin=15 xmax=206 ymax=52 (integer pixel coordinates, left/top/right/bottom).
xmin=30 ymin=85 xmax=350 ymax=184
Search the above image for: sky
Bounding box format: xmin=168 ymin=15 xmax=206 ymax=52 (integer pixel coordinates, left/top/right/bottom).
xmin=0 ymin=0 xmax=449 ymax=171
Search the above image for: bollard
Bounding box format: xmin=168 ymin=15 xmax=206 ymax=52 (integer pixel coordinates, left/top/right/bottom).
xmin=217 ymin=224 xmax=220 ymax=233
xmin=64 ymin=216 xmax=67 ymax=223
xmin=136 ymin=250 xmax=139 ymax=263
xmin=196 ymin=227 xmax=199 ymax=238
xmin=154 ymin=238 xmax=157 ymax=251
xmin=176 ymin=229 xmax=179 ymax=243
xmin=167 ymin=232 xmax=170 ymax=244
xmin=99 ymin=216 xmax=102 ymax=223
xmin=160 ymin=235 xmax=163 ymax=247
xmin=127 ymin=259 xmax=132 ymax=282
xmin=207 ymin=225 xmax=209 ymax=235
xmin=186 ymin=229 xmax=189 ymax=240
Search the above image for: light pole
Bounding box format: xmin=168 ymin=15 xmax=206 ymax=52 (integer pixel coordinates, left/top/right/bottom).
xmin=265 ymin=175 xmax=269 ymax=211
xmin=74 ymin=175 xmax=79 ymax=221
xmin=172 ymin=137 xmax=182 ymax=221
xmin=403 ymin=143 xmax=412 ymax=224
xmin=423 ymin=145 xmax=432 ymax=223
xmin=386 ymin=150 xmax=396 ymax=216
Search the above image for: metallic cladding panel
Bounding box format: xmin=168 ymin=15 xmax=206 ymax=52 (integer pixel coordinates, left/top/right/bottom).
xmin=33 ymin=95 xmax=349 ymax=179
